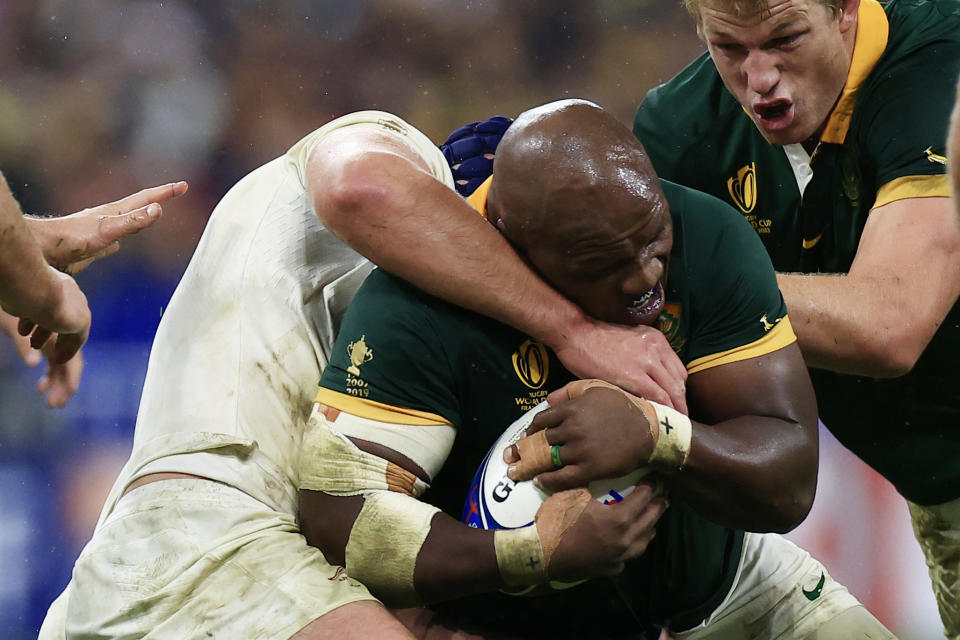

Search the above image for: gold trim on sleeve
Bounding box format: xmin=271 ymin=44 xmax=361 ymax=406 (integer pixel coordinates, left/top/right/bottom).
xmin=686 ymin=316 xmax=797 ymax=375
xmin=873 ymin=175 xmax=950 ymax=209
xmin=314 ymin=388 xmax=449 ymax=426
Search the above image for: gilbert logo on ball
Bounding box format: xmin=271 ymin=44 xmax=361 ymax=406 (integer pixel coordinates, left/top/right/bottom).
xmin=463 ymin=401 xmax=648 ymax=531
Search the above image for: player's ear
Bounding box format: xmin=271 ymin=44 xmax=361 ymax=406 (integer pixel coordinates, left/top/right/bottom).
xmin=837 ymin=0 xmax=860 ymax=33
xmin=487 ymin=198 xmax=509 ymax=236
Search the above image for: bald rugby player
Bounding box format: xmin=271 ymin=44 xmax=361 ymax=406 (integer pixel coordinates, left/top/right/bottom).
xmin=413 ymin=1 xmax=960 ymax=635
xmin=298 ymin=100 xmax=894 ymax=639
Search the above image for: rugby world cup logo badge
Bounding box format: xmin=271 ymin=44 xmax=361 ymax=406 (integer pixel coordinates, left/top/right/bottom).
xmin=727 ymin=162 xmax=757 ymax=214
xmin=512 ymin=339 xmax=548 ymax=389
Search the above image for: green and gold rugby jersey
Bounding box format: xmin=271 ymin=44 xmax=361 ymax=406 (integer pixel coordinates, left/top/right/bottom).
xmin=317 ymin=179 xmax=793 ymax=630
xmin=635 ymin=0 xmax=960 ymax=506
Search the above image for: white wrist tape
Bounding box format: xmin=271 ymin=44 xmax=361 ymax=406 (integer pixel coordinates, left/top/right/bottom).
xmin=345 ymin=491 xmax=440 ymax=607
xmin=493 ymin=488 xmax=592 ymax=587
xmin=494 ymin=525 xmax=548 ymax=586
xmin=640 ymin=399 xmax=692 ymax=470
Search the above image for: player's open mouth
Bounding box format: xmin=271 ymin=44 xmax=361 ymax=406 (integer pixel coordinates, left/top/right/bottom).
xmin=625 ymin=282 xmax=665 ymax=326
xmin=754 ymin=99 xmax=794 ymax=131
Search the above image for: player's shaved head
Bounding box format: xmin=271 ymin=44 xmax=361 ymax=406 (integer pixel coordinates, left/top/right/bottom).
xmin=488 ymin=99 xmax=665 ymax=252
xmin=487 ymin=99 xmax=673 ymax=327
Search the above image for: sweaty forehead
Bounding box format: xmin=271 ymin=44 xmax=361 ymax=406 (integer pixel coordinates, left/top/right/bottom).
xmin=700 ymin=0 xmax=810 ymax=35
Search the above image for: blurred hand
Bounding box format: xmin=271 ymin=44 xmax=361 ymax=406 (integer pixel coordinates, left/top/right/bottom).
xmin=0 ymin=308 xmax=42 ymax=367
xmin=544 ymin=485 xmax=666 ymax=582
xmin=506 ymin=381 xmax=655 ymax=491
xmin=36 ymin=181 xmax=188 ymax=274
xmin=552 ymin=319 xmax=688 ymax=414
xmin=35 ymin=338 xmax=83 ymax=408
xmin=14 ymin=266 xmax=90 ymax=364
xmin=0 ymin=309 xmax=84 ymax=408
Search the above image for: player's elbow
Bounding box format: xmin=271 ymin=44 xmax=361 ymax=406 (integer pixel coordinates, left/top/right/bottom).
xmin=313 ymin=157 xmax=394 ymax=239
xmin=767 ymin=479 xmax=816 ymax=533
xmin=857 ymin=327 xmax=929 ymax=378
xmin=867 ymin=351 xmax=919 ymax=378
xmin=759 ymin=440 xmax=817 ymax=533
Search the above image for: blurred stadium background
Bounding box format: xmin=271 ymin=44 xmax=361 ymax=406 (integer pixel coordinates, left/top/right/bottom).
xmin=0 ymin=1 xmax=941 ymax=637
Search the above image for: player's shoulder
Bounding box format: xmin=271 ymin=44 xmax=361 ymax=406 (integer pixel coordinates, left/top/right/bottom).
xmin=346 ymin=268 xmax=505 ymax=344
xmin=660 ymin=180 xmax=788 ymax=367
xmin=884 ymin=0 xmax=960 ymax=34
xmin=661 ymin=179 xmax=756 ymax=248
xmin=851 ymin=0 xmax=960 ymax=159
xmin=349 ymin=268 xmax=443 ymax=321
xmin=286 ymin=111 xmax=453 ymax=188
xmin=635 ymin=54 xmax=749 ymax=181
xmin=661 ymin=179 xmax=778 ymax=302
xmin=635 ymin=52 xmax=741 ymax=143
xmin=869 ymin=0 xmax=960 ymax=84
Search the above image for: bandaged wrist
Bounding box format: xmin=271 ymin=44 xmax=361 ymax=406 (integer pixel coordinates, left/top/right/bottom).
xmin=638 ymin=399 xmax=692 ymax=470
xmin=345 ymin=491 xmax=440 ymax=607
xmin=494 ymin=525 xmax=548 ymax=586
xmin=493 ymin=488 xmax=593 ymax=587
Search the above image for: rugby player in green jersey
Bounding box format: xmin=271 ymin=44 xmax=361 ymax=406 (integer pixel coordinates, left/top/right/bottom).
xmin=299 ymin=100 xmax=894 ymax=638
xmin=402 ymin=1 xmax=960 ymax=634
xmin=630 ymin=1 xmax=960 ymax=635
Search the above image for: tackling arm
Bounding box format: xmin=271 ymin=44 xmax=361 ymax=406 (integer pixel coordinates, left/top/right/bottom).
xmin=306 ymin=125 xmax=687 ymax=411
xmin=778 ymin=195 xmax=960 ymax=377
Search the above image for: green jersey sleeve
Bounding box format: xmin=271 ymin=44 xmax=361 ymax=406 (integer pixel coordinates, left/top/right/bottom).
xmin=634 ymin=54 xmax=747 ymax=196
xmin=857 ymin=37 xmax=960 ymax=190
xmin=319 ymin=269 xmax=463 ymax=427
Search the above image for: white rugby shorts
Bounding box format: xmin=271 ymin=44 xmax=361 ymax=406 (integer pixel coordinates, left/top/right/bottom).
xmin=677 ymin=531 xmax=889 ymax=639
xmin=40 ymin=478 xmax=376 ymax=640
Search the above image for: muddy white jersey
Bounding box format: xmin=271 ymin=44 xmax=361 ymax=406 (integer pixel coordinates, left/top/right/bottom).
xmin=102 ymin=112 xmax=453 ymax=521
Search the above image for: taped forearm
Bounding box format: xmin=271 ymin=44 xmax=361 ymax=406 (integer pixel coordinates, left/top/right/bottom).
xmin=637 ymin=398 xmax=692 ymax=470
xmin=345 ymin=491 xmax=440 ymax=607
xmin=414 ymin=488 xmax=596 ymax=603
xmin=298 ymin=409 xmax=436 ymax=605
xmin=298 ymin=405 xmax=431 ymax=497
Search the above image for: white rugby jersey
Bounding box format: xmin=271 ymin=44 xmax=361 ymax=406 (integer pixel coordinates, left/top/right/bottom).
xmin=95 ymin=112 xmax=454 ymax=524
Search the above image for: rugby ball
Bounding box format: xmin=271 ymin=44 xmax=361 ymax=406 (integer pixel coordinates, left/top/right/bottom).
xmin=462 ymin=401 xmax=649 ymax=530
